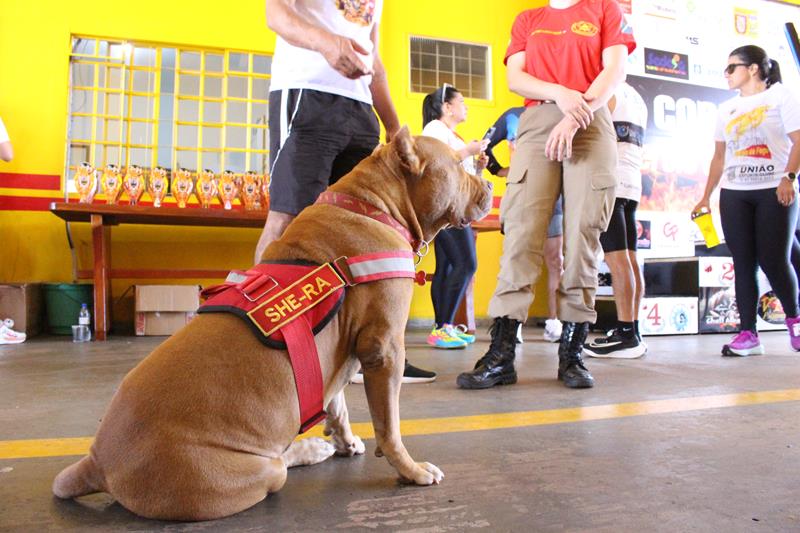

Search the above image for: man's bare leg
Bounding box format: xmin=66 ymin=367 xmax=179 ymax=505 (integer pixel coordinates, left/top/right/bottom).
xmin=254 ymin=211 xmax=294 ymax=263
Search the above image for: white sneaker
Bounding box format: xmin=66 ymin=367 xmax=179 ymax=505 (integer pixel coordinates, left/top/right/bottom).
xmin=543 ymin=318 xmax=562 ymax=343
xmin=0 ymin=318 xmax=26 ymax=345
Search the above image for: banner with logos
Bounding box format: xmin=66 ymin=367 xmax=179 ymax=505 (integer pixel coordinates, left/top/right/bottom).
xmin=625 ymin=0 xmax=800 ymax=91
xmin=621 ymin=0 xmax=800 ymax=254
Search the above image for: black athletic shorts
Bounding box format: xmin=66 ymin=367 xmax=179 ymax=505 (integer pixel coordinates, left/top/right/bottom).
xmin=600 ymin=197 xmax=639 ymax=253
xmin=268 ymin=88 xmax=380 ymax=215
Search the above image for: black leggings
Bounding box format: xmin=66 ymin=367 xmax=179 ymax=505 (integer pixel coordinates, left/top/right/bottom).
xmin=790 ymin=219 xmax=800 ymax=306
xmin=431 ymin=226 xmax=477 ymax=327
xmin=720 ymin=187 xmax=799 ymax=331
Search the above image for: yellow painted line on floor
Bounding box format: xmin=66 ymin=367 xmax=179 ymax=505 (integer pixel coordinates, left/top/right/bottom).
xmin=3 ymin=388 xmax=800 ymax=460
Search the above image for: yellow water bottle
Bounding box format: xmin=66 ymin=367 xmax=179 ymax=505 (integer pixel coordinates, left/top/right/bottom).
xmin=691 ymin=207 xmax=720 ymax=248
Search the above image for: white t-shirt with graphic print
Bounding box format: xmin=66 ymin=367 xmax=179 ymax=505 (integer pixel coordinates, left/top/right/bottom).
xmin=611 ymin=82 xmax=648 ymax=201
xmin=269 ymin=0 xmax=383 ymax=105
xmin=421 ymin=119 xmax=476 ymax=175
xmin=715 ymin=83 xmax=800 ymax=191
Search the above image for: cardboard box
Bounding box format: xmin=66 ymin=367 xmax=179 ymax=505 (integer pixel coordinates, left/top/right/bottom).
xmin=135 ymin=285 xmax=200 ymax=336
xmin=0 ymin=284 xmax=43 ymax=336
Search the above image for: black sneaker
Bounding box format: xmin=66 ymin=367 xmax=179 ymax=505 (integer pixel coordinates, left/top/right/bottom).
xmin=350 ymin=361 xmax=437 ymax=384
xmin=402 ymin=361 xmax=437 ymax=383
xmin=583 ymin=328 xmax=646 ymax=359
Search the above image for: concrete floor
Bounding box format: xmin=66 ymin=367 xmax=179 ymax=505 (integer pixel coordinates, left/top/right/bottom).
xmin=1 ymin=328 xmax=799 ymax=532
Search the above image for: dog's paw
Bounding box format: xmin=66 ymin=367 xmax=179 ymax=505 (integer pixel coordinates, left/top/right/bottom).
xmin=374 ymin=445 xmax=384 ymax=458
xmin=399 ymin=462 xmax=444 ymax=486
xmin=333 ymin=435 xmax=366 ymax=457
xmin=283 ymin=437 xmax=336 ymax=468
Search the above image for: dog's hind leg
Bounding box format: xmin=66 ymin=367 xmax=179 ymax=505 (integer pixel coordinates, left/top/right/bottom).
xmin=52 ymin=455 xmax=105 ymax=499
xmin=324 ymin=390 xmax=366 ymax=456
xmin=281 ymin=437 xmax=336 ymax=468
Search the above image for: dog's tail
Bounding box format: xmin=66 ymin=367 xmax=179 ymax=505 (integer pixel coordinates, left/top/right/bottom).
xmin=52 ymin=455 xmax=105 ymax=499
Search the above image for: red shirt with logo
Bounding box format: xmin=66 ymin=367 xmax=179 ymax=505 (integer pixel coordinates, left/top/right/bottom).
xmin=505 ymin=0 xmax=636 ymax=106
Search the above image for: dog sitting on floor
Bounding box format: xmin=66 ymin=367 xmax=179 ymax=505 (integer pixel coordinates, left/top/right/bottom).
xmin=52 ymin=127 xmax=493 ymax=521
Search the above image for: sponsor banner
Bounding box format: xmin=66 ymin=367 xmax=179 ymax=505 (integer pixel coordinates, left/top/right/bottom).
xmin=636 ymin=218 xmax=652 ymax=250
xmin=628 ymin=76 xmax=733 ymax=226
xmin=698 ymin=257 xmax=735 ymax=288
xmin=697 ymin=268 xmax=786 ymax=333
xmin=644 ymin=48 xmax=689 ymax=80
xmin=733 ymin=7 xmax=759 ymax=38
xmin=698 ymin=286 xmax=739 ymax=333
xmin=636 ymin=210 xmax=694 ymax=259
xmin=639 ymin=297 xmax=699 ymax=336
xmin=596 ymin=260 xmax=612 ymax=296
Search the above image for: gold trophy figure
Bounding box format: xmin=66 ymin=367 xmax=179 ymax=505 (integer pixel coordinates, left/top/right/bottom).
xmin=195 ymin=169 xmax=218 ymax=209
xmin=260 ymin=173 xmax=271 ymax=212
xmin=74 ymin=162 xmax=97 ymax=204
xmin=148 ymin=166 xmax=169 ymax=208
xmin=100 ymin=164 xmax=123 ymax=204
xmin=172 ymin=168 xmax=194 ymax=208
xmin=218 ymin=170 xmax=239 ymax=210
xmin=241 ymin=171 xmax=262 ymax=211
xmin=122 ymin=165 xmax=146 ymax=206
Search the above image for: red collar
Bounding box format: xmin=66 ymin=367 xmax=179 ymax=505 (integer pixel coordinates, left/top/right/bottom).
xmin=315 ymin=191 xmax=424 ymax=253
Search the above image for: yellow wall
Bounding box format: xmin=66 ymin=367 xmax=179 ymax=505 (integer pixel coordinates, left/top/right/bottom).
xmin=0 ymin=0 xmax=550 ymax=329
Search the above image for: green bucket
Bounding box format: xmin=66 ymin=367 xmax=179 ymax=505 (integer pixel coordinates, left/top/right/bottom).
xmin=43 ymin=283 xmax=93 ymax=335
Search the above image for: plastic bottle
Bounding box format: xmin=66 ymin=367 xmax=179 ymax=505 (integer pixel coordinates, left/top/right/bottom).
xmin=73 ymin=303 xmax=92 ymax=342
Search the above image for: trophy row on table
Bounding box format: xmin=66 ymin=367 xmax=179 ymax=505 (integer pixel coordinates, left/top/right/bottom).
xmin=73 ymin=162 xmax=270 ymax=210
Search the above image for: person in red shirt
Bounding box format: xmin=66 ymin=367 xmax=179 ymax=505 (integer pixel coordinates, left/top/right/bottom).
xmin=458 ymin=0 xmax=636 ymax=390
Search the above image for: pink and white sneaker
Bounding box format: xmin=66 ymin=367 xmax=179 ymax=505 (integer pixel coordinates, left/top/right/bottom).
xmin=0 ymin=318 xmax=26 ymax=345
xmin=785 ymin=316 xmax=800 ymax=351
xmin=722 ymin=330 xmax=763 ymax=357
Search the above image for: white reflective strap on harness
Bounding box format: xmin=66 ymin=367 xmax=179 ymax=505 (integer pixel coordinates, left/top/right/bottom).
xmin=341 ymin=251 xmax=416 ymax=285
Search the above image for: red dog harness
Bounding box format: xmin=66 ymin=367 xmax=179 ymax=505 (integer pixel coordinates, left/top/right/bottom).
xmin=198 ymin=192 xmax=424 ymax=433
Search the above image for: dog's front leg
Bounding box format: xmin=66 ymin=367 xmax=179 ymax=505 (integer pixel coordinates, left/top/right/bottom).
xmin=324 ymin=390 xmax=365 ymax=456
xmin=359 ymin=335 xmax=444 ymax=485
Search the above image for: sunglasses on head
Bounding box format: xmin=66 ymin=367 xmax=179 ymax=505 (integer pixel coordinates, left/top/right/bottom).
xmin=440 ymin=82 xmax=452 ymax=104
xmin=724 ymin=62 xmax=750 ymax=75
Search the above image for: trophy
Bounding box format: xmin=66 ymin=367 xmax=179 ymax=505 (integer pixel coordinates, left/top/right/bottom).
xmin=122 ymin=165 xmax=145 ymax=206
xmin=148 ymin=166 xmax=169 ymax=208
xmin=74 ymin=162 xmax=97 ymax=204
xmin=218 ymin=170 xmax=239 ymax=210
xmin=260 ymin=173 xmax=271 ymax=211
xmin=195 ymin=169 xmax=218 ymax=209
xmin=241 ymin=171 xmax=262 ymax=211
xmin=172 ymin=168 xmax=194 ymax=208
xmin=100 ymin=164 xmax=122 ymax=204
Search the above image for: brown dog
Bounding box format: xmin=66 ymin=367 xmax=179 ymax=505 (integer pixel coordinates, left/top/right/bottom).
xmin=52 ymin=127 xmax=493 ymax=521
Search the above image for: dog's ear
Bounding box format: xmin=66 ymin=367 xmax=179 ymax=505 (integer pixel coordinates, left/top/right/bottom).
xmin=392 ymin=126 xmax=421 ymax=177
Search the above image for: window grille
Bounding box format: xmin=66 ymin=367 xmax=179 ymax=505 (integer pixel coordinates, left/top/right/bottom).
xmin=409 ymin=36 xmax=490 ymax=99
xmin=66 ymin=37 xmax=271 ymax=190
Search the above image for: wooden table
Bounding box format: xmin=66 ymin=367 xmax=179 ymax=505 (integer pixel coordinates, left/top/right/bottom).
xmin=50 ymin=202 xmax=501 ymax=340
xmin=50 ymin=202 xmax=267 ymax=340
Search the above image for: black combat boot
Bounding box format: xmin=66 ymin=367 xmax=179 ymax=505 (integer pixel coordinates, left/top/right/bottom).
xmin=456 ymin=316 xmax=521 ymax=389
xmin=558 ymin=321 xmax=595 ymax=389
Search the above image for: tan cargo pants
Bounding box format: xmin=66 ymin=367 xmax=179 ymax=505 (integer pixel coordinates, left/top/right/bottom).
xmin=488 ymin=104 xmax=617 ymax=324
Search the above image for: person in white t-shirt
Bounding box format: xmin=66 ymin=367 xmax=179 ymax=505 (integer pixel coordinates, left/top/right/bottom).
xmin=257 ymin=1 xmax=434 ymax=383
xmin=0 ymin=117 xmax=13 ymax=162
xmin=694 ymin=45 xmax=800 ymax=357
xmin=584 ymin=81 xmax=648 ymax=359
xmin=420 ymin=84 xmax=488 ymax=349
